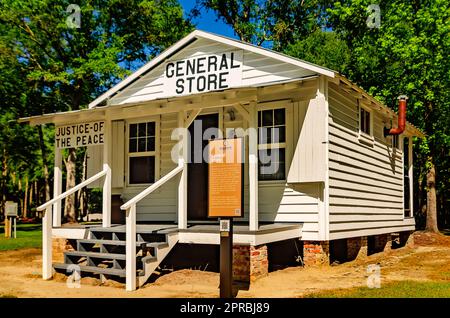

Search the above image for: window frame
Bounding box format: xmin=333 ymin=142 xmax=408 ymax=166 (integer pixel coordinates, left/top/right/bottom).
xmin=126 ymin=117 xmax=160 ymax=187
xmin=256 ymin=101 xmax=293 ymax=184
xmin=358 ymin=103 xmax=374 ymax=146
xmin=391 ymin=134 xmax=401 ymax=150
xmin=359 ymin=104 xmax=373 ymax=136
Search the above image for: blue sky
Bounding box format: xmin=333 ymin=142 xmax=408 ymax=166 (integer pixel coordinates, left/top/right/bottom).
xmin=179 ymin=0 xmax=238 ymax=39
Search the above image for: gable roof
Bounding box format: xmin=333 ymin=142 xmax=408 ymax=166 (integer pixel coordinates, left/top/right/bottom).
xmin=89 ymin=29 xmax=336 ymax=108
xmin=19 ymin=29 xmax=423 ymax=137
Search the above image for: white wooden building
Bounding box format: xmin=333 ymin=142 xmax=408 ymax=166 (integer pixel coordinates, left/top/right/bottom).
xmin=20 ymin=30 xmax=423 ymax=291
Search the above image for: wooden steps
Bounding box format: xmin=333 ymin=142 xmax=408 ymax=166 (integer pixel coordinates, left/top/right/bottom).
xmin=53 ymin=225 xmax=177 ymax=286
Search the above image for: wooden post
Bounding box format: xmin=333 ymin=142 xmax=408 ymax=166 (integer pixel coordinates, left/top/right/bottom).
xmin=248 ymin=102 xmax=259 ymax=231
xmin=53 ymin=148 xmax=62 ymax=227
xmin=177 ymin=111 xmax=187 ymax=230
xmin=4 ymin=217 xmax=10 ymax=238
xmin=102 ymin=119 xmax=112 ymax=227
xmin=42 ymin=206 xmax=52 ymax=280
xmin=125 ymin=205 xmax=136 ymax=291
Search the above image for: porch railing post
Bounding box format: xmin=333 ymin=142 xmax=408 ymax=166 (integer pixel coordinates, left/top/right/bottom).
xmin=42 ymin=206 xmax=53 ymax=280
xmin=178 ymin=111 xmax=187 ymax=230
xmin=125 ymin=205 xmax=136 ymax=291
xmin=248 ymin=102 xmax=259 ymax=231
xmin=53 ymin=148 xmax=62 ymax=227
xmin=102 ymin=119 xmax=112 ymax=227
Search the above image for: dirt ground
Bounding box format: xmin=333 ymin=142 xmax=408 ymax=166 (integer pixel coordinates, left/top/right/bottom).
xmin=0 ymin=231 xmax=449 ymax=298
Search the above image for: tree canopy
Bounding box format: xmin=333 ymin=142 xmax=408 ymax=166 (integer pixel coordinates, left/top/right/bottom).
xmin=0 ymin=0 xmax=193 ymax=221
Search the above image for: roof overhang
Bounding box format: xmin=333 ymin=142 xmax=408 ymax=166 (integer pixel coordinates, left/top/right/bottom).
xmin=335 ymin=74 xmax=425 ymax=138
xmin=19 ymin=76 xmax=317 ymax=126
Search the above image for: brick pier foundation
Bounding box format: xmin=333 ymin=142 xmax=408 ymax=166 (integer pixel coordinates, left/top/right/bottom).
xmin=52 ymin=238 xmax=75 ymax=263
xmin=347 ymin=236 xmax=368 ymax=261
xmin=302 ymin=241 xmax=330 ymax=266
xmin=233 ymin=245 xmax=268 ymax=282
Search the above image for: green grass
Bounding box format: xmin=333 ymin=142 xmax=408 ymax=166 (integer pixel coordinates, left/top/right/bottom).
xmin=0 ymin=223 xmax=42 ymax=251
xmin=306 ymin=280 xmax=450 ymax=298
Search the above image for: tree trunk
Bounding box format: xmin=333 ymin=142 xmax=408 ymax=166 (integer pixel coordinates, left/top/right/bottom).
xmin=77 ymin=151 xmax=88 ymax=222
xmin=1 ymin=148 xmax=7 ymax=220
xmin=63 ymin=148 xmax=77 ymax=223
xmin=425 ymin=158 xmax=439 ymax=232
xmin=23 ymin=175 xmax=29 ymax=218
xmin=38 ymin=125 xmax=51 ymax=201
xmin=29 ymin=181 xmax=34 ymax=217
xmin=34 ymin=180 xmax=38 ymax=213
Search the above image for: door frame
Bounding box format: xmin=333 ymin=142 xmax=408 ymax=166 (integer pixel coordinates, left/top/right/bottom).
xmin=187 ymin=109 xmax=223 ymax=223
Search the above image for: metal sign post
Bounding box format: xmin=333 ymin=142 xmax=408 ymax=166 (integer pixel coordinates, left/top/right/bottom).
xmin=219 ymin=218 xmax=233 ymax=298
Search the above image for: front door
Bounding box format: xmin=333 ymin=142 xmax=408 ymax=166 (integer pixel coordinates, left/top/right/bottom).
xmin=187 ymin=113 xmax=219 ymax=220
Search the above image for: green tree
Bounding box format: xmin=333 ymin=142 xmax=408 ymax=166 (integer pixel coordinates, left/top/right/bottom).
xmin=194 ymin=0 xmax=329 ymax=49
xmin=284 ymin=29 xmax=350 ymax=74
xmin=326 ymin=0 xmax=450 ymax=232
xmin=0 ymin=0 xmax=193 ymax=222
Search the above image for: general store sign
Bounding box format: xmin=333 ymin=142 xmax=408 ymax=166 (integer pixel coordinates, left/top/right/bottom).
xmin=55 ymin=121 xmax=105 ymax=149
xmin=164 ymin=50 xmax=243 ymax=97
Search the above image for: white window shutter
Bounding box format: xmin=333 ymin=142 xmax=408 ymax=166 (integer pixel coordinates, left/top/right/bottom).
xmin=111 ymin=120 xmax=125 ymax=188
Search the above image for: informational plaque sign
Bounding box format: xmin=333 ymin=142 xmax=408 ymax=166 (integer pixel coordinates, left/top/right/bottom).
xmin=208 ymin=138 xmax=244 ymax=218
xmin=55 ymin=121 xmax=105 ymax=149
xmin=5 ymin=201 xmax=18 ymax=217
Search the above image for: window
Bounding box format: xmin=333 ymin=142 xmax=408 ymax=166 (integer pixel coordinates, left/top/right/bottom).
xmin=392 ymin=134 xmax=400 ymax=149
xmin=360 ymin=107 xmax=371 ymax=135
xmin=257 ymin=108 xmax=286 ymax=181
xmin=128 ymin=121 xmax=156 ymax=184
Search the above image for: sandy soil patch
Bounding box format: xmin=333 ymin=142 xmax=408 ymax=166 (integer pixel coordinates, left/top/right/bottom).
xmin=0 ymin=232 xmax=448 ymax=298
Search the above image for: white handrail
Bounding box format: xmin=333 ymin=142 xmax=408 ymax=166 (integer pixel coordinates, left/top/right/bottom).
xmin=121 ymin=164 xmax=183 ymax=291
xmin=37 ymin=169 xmax=107 ymax=212
xmin=120 ymin=165 xmax=183 ymax=211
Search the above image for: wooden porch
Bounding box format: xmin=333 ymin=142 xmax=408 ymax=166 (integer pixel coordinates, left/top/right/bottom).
xmin=52 ymin=222 xmax=303 ymax=245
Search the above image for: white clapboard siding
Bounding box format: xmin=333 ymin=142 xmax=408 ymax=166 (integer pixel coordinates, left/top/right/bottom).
xmin=121 ymin=113 xmax=178 ymax=221
xmin=87 ymin=120 xmax=124 ymax=190
xmin=327 ymin=82 xmax=413 ymax=239
xmin=259 ymin=183 xmax=320 ymax=240
xmin=87 ymin=145 xmax=103 ymax=188
xmin=109 ymin=38 xmax=316 ymax=105
xmin=330 ymin=221 xmax=415 ymax=239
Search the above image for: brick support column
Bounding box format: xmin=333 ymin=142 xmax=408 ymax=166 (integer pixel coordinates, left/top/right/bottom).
xmin=52 ymin=238 xmax=75 ymax=263
xmin=385 ymin=234 xmax=392 ymax=252
xmin=233 ymin=244 xmax=268 ymax=282
xmin=400 ymin=231 xmax=415 ymax=248
xmin=347 ymin=236 xmax=368 ymax=261
xmin=370 ymin=234 xmax=392 ymax=254
xmin=303 ymin=241 xmax=330 ymax=266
